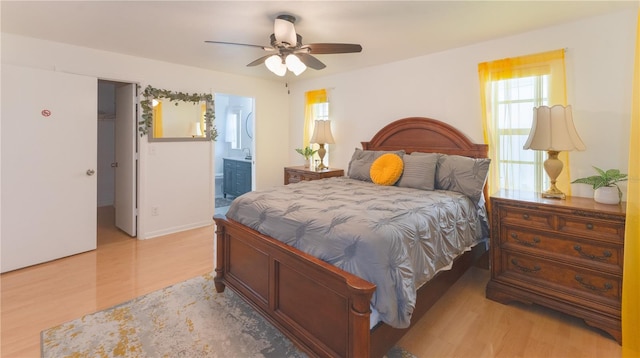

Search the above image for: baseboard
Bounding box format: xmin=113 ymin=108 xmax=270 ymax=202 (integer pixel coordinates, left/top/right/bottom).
xmin=144 ymin=220 xmax=212 ymax=239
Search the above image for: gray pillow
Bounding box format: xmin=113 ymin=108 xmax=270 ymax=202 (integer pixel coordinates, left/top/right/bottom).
xmin=435 ymin=154 xmax=491 ymax=204
xmin=347 ymin=148 xmax=405 ymax=182
xmin=397 ymin=153 xmax=439 ymax=190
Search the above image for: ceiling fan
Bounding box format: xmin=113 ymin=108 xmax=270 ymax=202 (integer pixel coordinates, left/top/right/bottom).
xmin=205 ymin=14 xmax=362 ymax=76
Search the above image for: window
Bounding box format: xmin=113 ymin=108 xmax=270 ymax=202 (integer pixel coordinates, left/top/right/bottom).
xmin=311 ymin=102 xmax=329 ymax=122
xmin=492 ymin=75 xmax=549 ymax=192
xmin=304 ymin=89 xmax=330 ymax=165
xmin=304 ymin=89 xmax=328 ymax=147
xmin=479 ymin=49 xmax=569 ymax=196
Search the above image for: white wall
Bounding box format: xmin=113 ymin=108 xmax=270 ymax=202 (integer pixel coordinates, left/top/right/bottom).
xmin=288 ymin=9 xmax=637 ymax=200
xmin=1 ymin=33 xmax=290 ymax=239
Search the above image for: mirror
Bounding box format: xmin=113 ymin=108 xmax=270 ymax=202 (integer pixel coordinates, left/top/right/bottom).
xmin=139 ymin=85 xmax=218 ymax=142
xmin=227 ymin=107 xmax=243 ymax=149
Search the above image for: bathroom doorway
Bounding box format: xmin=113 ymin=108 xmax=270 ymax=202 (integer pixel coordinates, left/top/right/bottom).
xmin=214 ymin=93 xmax=255 ymax=215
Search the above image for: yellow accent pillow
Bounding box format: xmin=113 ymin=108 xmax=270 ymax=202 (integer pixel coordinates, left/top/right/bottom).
xmin=370 ymin=153 xmax=404 ymax=186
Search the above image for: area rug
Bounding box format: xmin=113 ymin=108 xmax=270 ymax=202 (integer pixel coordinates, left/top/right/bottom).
xmin=41 ymin=273 xmax=416 ymax=358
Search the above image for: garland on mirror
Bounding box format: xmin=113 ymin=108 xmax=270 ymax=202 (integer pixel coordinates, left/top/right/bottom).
xmin=138 ymin=85 xmax=218 ymax=141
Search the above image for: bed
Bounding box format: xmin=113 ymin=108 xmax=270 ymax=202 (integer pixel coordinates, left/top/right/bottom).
xmin=213 ymin=117 xmax=490 ymax=357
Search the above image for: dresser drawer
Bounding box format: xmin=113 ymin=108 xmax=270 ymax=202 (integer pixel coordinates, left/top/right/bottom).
xmin=502 ymin=227 xmax=623 ymax=273
xmin=500 ymin=206 xmax=554 ymax=231
xmin=558 ymin=215 xmax=625 ymax=243
xmin=286 ymin=172 xmax=304 ymax=184
xmin=284 ymin=167 xmax=344 ymax=185
xmin=286 ymin=170 xmax=319 ymax=183
xmin=501 ymin=252 xmax=621 ymax=305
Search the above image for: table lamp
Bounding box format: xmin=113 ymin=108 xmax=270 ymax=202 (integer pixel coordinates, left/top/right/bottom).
xmin=523 ymin=105 xmax=586 ymax=199
xmin=310 ymin=120 xmax=335 ymax=170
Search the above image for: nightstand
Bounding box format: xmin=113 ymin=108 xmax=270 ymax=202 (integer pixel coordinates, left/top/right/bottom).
xmin=284 ymin=166 xmax=344 ymax=185
xmin=486 ymin=189 xmax=626 ymax=344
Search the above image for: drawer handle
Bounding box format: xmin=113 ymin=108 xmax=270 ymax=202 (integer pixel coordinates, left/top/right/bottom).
xmin=574 ymin=275 xmax=613 ymax=293
xmin=510 ymin=232 xmax=541 ymax=247
xmin=573 ymin=245 xmax=612 ymax=261
xmin=586 ymin=223 xmax=594 ymax=230
xmin=510 ymin=258 xmax=540 ymax=273
xmin=522 ymin=213 xmax=530 ymax=220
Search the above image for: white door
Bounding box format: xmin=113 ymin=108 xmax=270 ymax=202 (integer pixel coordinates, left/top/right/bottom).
xmin=1 ymin=64 xmax=97 ymax=273
xmin=114 ymin=83 xmax=137 ymax=236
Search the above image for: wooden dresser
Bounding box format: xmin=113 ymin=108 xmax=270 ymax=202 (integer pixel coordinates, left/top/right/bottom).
xmin=487 ymin=190 xmax=626 ymax=344
xmin=284 ymin=166 xmax=344 ymax=185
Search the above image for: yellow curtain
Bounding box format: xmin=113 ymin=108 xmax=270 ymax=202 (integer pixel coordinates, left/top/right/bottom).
xmin=200 ymin=103 xmax=207 ymax=137
xmin=303 ymin=89 xmax=327 ymax=147
xmin=479 ymin=49 xmax=569 ymax=196
xmin=153 ymin=101 xmax=163 ymax=138
xmin=622 ymin=9 xmax=640 ymax=356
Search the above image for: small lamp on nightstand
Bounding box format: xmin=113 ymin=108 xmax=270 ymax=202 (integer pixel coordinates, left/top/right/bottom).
xmin=523 ymin=105 xmax=586 ymax=199
xmin=310 ymin=120 xmax=335 ymax=171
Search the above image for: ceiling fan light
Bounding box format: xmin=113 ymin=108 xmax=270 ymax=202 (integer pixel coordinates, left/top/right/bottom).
xmin=285 ymin=54 xmax=307 ymax=76
xmin=265 ymin=55 xmax=286 ymax=76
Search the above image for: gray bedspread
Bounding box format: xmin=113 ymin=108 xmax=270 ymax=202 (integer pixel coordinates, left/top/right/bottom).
xmin=225 ymin=177 xmax=487 ymax=329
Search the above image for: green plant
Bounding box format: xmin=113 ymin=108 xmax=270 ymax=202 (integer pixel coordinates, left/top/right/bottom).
xmin=571 ymin=166 xmax=628 ymax=198
xmin=295 ymin=146 xmax=317 ymax=160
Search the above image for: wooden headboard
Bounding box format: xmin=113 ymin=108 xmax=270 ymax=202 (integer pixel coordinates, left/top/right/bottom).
xmin=362 ymin=117 xmax=488 ymax=158
xmin=361 ymin=116 xmax=490 ymax=203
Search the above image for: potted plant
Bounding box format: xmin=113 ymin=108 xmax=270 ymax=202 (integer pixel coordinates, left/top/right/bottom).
xmin=295 ymin=146 xmax=318 ymax=168
xmin=571 ymin=166 xmax=628 ymax=204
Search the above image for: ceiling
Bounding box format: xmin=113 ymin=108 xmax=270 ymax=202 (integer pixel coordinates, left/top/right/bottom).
xmin=1 ymin=1 xmax=637 ymax=81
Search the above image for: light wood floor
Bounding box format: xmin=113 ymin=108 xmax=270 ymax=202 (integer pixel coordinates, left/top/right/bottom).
xmin=397 ymin=266 xmax=621 ymax=357
xmin=1 ymin=206 xmax=621 ymax=357
xmin=1 ymin=206 xmax=214 ymax=357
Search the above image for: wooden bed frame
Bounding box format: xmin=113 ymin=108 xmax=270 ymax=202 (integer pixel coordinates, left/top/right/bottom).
xmin=213 ymin=117 xmax=489 ymax=357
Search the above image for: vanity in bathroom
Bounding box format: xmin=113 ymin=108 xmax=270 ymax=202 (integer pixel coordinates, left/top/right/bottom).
xmin=223 ymin=158 xmax=252 ymax=198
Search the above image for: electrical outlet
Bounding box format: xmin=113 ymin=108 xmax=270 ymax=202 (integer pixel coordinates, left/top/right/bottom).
xmin=151 ymin=207 xmax=159 ymax=216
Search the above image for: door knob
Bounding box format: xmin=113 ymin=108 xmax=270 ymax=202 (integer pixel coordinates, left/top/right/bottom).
xmin=86 ymin=169 xmax=96 ymax=176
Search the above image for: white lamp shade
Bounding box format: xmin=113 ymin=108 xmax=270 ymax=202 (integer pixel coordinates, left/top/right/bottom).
xmin=189 ymin=122 xmax=202 ymax=137
xmin=310 ymin=120 xmax=335 ymax=144
xmin=265 ymin=55 xmax=286 ymax=76
xmin=285 ymin=54 xmax=307 ymax=76
xmin=523 ymin=105 xmax=586 ymax=151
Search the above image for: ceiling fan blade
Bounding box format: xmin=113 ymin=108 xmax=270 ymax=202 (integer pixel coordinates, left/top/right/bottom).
xmin=304 ymin=43 xmax=363 ymax=54
xmin=246 ymin=54 xmax=275 ymax=67
xmin=297 ymin=53 xmax=326 ymax=70
xmin=205 ymin=40 xmax=273 ymax=51
xmin=274 ymin=15 xmax=297 ymax=46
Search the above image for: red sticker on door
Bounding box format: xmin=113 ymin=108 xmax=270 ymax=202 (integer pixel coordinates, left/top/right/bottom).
xmin=41 ymin=109 xmax=51 ymax=117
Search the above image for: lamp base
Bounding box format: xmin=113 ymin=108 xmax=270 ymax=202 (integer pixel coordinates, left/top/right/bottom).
xmin=541 ymin=150 xmax=566 ymax=200
xmin=317 ymin=143 xmax=328 ymax=170
xmin=541 ymin=186 xmax=566 ymax=200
